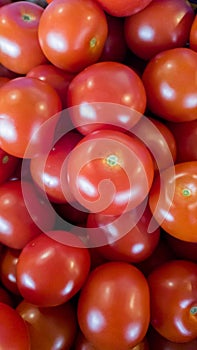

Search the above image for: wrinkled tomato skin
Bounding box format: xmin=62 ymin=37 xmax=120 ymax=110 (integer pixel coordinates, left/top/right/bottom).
xmin=95 ymin=0 xmax=153 ymax=17
xmin=77 ymin=262 xmax=150 ymax=350
xmin=17 ymin=300 xmax=77 ymax=350
xmin=149 ymin=161 xmax=197 ymax=243
xmin=147 ymin=260 xmax=197 ymax=343
xmin=124 ymin=0 xmax=195 ymax=60
xmin=142 ymin=48 xmax=197 ymax=122
xmin=0 ymin=1 xmax=47 ymax=74
xmin=38 ymin=0 xmax=108 ymax=72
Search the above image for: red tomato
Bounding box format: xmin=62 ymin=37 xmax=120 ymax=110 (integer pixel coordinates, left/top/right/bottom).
xmin=16 ymin=232 xmax=91 ymax=306
xmin=67 ymin=129 xmax=154 ymax=216
xmin=0 ymin=1 xmax=47 ymax=74
xmin=166 ymin=120 xmax=197 ymax=163
xmin=0 ymin=286 xmax=13 ymax=306
xmin=147 ymin=260 xmax=197 ymax=343
xmin=38 ymin=0 xmax=108 ymax=72
xmin=27 ymin=63 xmax=75 ymax=108
xmin=30 ymin=131 xmax=82 ymax=204
xmin=77 ymin=262 xmax=150 ymax=350
xmin=17 ymin=300 xmax=77 ymax=350
xmin=190 ymin=15 xmax=197 ymax=51
xmin=87 ymin=203 xmax=160 ymax=262
xmin=0 ymin=180 xmax=55 ymax=249
xmin=0 ymin=147 xmax=19 ymax=184
xmin=95 ymin=0 xmax=153 ymax=17
xmin=142 ymin=48 xmax=197 ymax=122
xmin=67 ymin=62 xmax=147 ymax=135
xmin=0 ymin=302 xmax=30 ymax=349
xmin=0 ymin=77 xmax=62 ymax=158
xmin=124 ymin=0 xmax=195 ymax=60
xmin=0 ymin=247 xmax=21 ymax=295
xmin=165 ymin=234 xmax=197 ymax=263
xmin=0 ymin=76 xmax=10 ymax=87
xmin=74 ymin=330 xmax=97 ymax=349
xmin=149 ymin=161 xmax=197 ymax=243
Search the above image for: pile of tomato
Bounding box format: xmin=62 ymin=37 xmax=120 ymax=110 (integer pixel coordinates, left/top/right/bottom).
xmin=0 ymin=0 xmax=197 ymax=349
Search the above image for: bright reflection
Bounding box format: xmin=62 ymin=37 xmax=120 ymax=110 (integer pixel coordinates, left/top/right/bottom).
xmin=79 ymin=102 xmax=97 ymax=120
xmin=22 ymin=274 xmax=36 ymax=290
xmin=0 ymin=217 xmax=12 ymax=234
xmin=43 ymin=173 xmax=59 ymax=188
xmin=160 ymin=82 xmax=176 ymax=100
xmin=87 ymin=309 xmax=106 ymax=332
xmin=175 ymin=317 xmax=191 ymax=336
xmin=61 ymin=280 xmax=74 ymax=296
xmin=46 ymin=32 xmax=68 ymax=52
xmin=117 ymin=114 xmax=131 ymax=124
xmin=78 ymin=176 xmax=97 ymax=196
xmin=125 ymin=323 xmax=140 ymax=341
xmin=8 ymin=273 xmax=16 ymax=283
xmin=184 ymin=94 xmax=197 ymax=108
xmin=160 ymin=209 xmax=174 ymax=222
xmin=0 ymin=36 xmax=21 ymax=57
xmin=138 ymin=25 xmax=155 ymax=41
xmin=0 ymin=118 xmax=17 ymax=142
xmin=132 ymin=243 xmax=144 ymax=254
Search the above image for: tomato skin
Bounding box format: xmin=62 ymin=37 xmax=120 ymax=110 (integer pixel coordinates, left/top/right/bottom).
xmin=165 ymin=234 xmax=197 ymax=263
xmin=0 ymin=77 xmax=62 ymax=158
xmin=0 ymin=302 xmax=30 ymax=349
xmin=16 ymin=232 xmax=91 ymax=307
xmin=190 ymin=15 xmax=197 ymax=51
xmin=147 ymin=260 xmax=197 ymax=343
xmin=149 ymin=161 xmax=197 ymax=243
xmin=38 ymin=0 xmax=108 ymax=72
xmin=77 ymin=262 xmax=150 ymax=350
xmin=0 ymin=147 xmax=19 ymax=185
xmin=142 ymin=48 xmax=197 ymax=122
xmin=17 ymin=300 xmax=77 ymax=350
xmin=95 ymin=0 xmax=153 ymax=17
xmin=124 ymin=0 xmax=195 ymax=60
xmin=67 ymin=129 xmax=154 ymax=216
xmin=0 ymin=1 xmax=47 ymax=74
xmin=67 ymin=62 xmax=147 ymax=135
xmin=0 ymin=247 xmax=21 ymax=295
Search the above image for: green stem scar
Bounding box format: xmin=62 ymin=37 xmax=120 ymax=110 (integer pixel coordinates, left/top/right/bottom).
xmin=90 ymin=37 xmax=97 ymax=48
xmin=2 ymin=155 xmax=9 ymax=164
xmin=190 ymin=306 xmax=197 ymax=315
xmin=106 ymin=154 xmax=118 ymax=167
xmin=182 ymin=188 xmax=191 ymax=197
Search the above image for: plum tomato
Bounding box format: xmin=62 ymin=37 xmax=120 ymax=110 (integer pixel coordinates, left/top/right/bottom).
xmin=77 ymin=262 xmax=150 ymax=350
xmin=147 ymin=260 xmax=197 ymax=343
xmin=94 ymin=0 xmax=153 ymax=17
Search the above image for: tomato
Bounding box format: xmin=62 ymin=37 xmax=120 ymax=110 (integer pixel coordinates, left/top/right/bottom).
xmin=149 ymin=161 xmax=197 ymax=243
xmin=77 ymin=261 xmax=150 ymax=350
xmin=17 ymin=300 xmax=77 ymax=350
xmin=94 ymin=0 xmax=153 ymax=17
xmin=87 ymin=203 xmax=160 ymax=262
xmin=0 ymin=247 xmax=21 ymax=295
xmin=0 ymin=1 xmax=47 ymax=74
xmin=147 ymin=260 xmax=197 ymax=343
xmin=190 ymin=15 xmax=197 ymax=51
xmin=0 ymin=302 xmax=30 ymax=349
xmin=0 ymin=286 xmax=13 ymax=306
xmin=0 ymin=180 xmax=55 ymax=249
xmin=67 ymin=129 xmax=154 ymax=216
xmin=67 ymin=62 xmax=147 ymax=135
xmin=27 ymin=63 xmax=75 ymax=108
xmin=0 ymin=76 xmax=10 ymax=87
xmin=74 ymin=330 xmax=97 ymax=349
xmin=124 ymin=0 xmax=195 ymax=60
xmin=142 ymin=48 xmax=197 ymax=122
xmin=38 ymin=0 xmax=108 ymax=72
xmin=16 ymin=232 xmax=91 ymax=306
xmin=165 ymin=234 xmax=197 ymax=263
xmin=0 ymin=147 xmax=19 ymax=184
xmin=30 ymin=131 xmax=82 ymax=204
xmin=99 ymin=15 xmax=127 ymax=63
xmin=0 ymin=77 xmax=62 ymax=158
xmin=166 ymin=120 xmax=197 ymax=163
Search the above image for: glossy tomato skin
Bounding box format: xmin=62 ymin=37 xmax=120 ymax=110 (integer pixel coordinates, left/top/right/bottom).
xmin=38 ymin=0 xmax=108 ymax=72
xmin=149 ymin=161 xmax=197 ymax=243
xmin=77 ymin=262 xmax=150 ymax=350
xmin=67 ymin=129 xmax=154 ymax=216
xmin=67 ymin=62 xmax=147 ymax=135
xmin=142 ymin=48 xmax=197 ymax=122
xmin=0 ymin=1 xmax=47 ymax=74
xmin=16 ymin=232 xmax=91 ymax=307
xmin=0 ymin=147 xmax=19 ymax=184
xmin=0 ymin=302 xmax=30 ymax=349
xmin=95 ymin=0 xmax=153 ymax=17
xmin=165 ymin=234 xmax=197 ymax=263
xmin=17 ymin=300 xmax=77 ymax=350
xmin=124 ymin=0 xmax=195 ymax=60
xmin=0 ymin=77 xmax=62 ymax=158
xmin=0 ymin=247 xmax=21 ymax=295
xmin=147 ymin=260 xmax=197 ymax=343
xmin=0 ymin=180 xmax=55 ymax=249
xmin=190 ymin=15 xmax=197 ymax=51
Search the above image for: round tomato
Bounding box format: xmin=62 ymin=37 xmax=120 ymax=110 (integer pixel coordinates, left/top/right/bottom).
xmin=67 ymin=62 xmax=147 ymax=135
xmin=0 ymin=77 xmax=62 ymax=158
xmin=0 ymin=303 xmax=30 ymax=349
xmin=149 ymin=161 xmax=197 ymax=242
xmin=38 ymin=0 xmax=108 ymax=72
xmin=77 ymin=262 xmax=150 ymax=350
xmin=147 ymin=260 xmax=197 ymax=343
xmin=124 ymin=0 xmax=195 ymax=60
xmin=0 ymin=1 xmax=47 ymax=74
xmin=95 ymin=0 xmax=153 ymax=17
xmin=0 ymin=247 xmax=21 ymax=295
xmin=67 ymin=129 xmax=154 ymax=216
xmin=142 ymin=48 xmax=197 ymax=122
xmin=16 ymin=232 xmax=91 ymax=306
